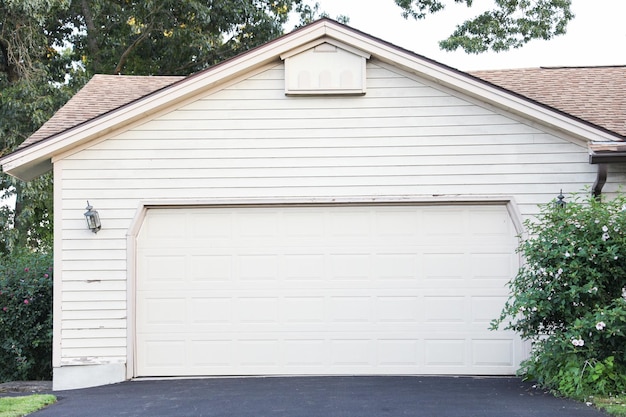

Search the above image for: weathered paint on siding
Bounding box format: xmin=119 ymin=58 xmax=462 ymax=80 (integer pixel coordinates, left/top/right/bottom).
xmin=55 ymin=60 xmax=626 ymax=366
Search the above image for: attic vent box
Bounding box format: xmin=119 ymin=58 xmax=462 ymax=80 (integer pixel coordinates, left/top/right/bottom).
xmin=281 ymin=40 xmax=370 ymax=95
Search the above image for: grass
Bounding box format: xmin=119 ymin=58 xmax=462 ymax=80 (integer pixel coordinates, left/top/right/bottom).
xmin=0 ymin=395 xmax=56 ymax=417
xmin=593 ymin=396 xmax=626 ymax=416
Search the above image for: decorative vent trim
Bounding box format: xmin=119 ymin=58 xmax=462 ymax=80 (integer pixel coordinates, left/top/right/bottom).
xmin=281 ymin=38 xmax=370 ymax=96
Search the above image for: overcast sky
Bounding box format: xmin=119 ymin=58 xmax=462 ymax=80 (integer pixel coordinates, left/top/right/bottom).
xmin=315 ymin=0 xmax=626 ymax=71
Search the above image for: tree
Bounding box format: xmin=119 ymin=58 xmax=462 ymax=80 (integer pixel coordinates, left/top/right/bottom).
xmin=0 ymin=0 xmax=76 ymax=254
xmin=58 ymin=0 xmax=317 ymax=76
xmin=492 ymin=193 xmax=626 ymax=399
xmin=394 ymin=0 xmax=574 ymax=53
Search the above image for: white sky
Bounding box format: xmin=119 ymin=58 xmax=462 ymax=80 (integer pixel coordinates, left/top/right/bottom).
xmin=315 ymin=0 xmax=626 ymax=70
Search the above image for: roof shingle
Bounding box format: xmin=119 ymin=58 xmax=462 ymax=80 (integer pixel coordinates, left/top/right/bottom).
xmin=19 ymin=74 xmax=185 ymax=149
xmin=470 ymin=66 xmax=626 ymax=138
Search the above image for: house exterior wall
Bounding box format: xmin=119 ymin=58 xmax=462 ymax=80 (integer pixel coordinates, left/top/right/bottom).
xmin=52 ymin=59 xmax=626 ymax=388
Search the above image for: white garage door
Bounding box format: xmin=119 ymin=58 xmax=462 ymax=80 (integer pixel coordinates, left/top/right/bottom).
xmin=135 ymin=204 xmax=524 ymax=377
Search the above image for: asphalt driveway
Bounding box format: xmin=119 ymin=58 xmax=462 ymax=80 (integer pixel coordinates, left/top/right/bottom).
xmin=30 ymin=376 xmax=609 ymax=417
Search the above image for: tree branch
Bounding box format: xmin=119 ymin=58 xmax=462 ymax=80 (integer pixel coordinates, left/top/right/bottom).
xmin=113 ymin=30 xmax=150 ymax=75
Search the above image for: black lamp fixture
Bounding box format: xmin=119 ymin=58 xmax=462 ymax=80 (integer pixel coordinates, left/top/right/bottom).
xmin=555 ymin=189 xmax=566 ymax=209
xmin=84 ymin=201 xmax=101 ymax=233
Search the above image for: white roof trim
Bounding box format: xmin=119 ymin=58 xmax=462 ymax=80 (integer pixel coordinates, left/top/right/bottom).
xmin=280 ymin=38 xmax=371 ymax=60
xmin=2 ymin=19 xmax=622 ymax=181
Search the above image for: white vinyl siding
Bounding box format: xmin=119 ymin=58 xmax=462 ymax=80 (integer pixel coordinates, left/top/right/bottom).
xmin=55 ymin=60 xmax=626 ymax=367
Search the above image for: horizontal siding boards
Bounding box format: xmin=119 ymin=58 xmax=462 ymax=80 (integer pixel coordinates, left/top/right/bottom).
xmin=62 ymin=290 xmax=125 ymax=302
xmin=60 ymin=347 xmax=126 ymax=361
xmin=62 ymin=301 xmax=126 ymax=311
xmin=62 ymin=319 xmax=126 ymax=330
xmin=62 ymin=174 xmax=596 ymax=193
xmin=57 ymin=60 xmax=626 ymax=365
xmin=101 ymin=131 xmax=564 ymax=145
xmin=62 ymin=152 xmax=592 ymax=172
xmin=73 ymin=138 xmax=576 ymax=155
xmin=62 ymin=280 xmax=126 ymax=292
xmin=62 ymin=249 xmax=126 ymax=261
xmin=63 ymin=329 xmax=126 ymax=339
xmin=62 ymin=309 xmax=127 ymax=320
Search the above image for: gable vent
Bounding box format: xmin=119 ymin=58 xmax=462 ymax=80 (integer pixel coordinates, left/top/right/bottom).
xmin=281 ymin=39 xmax=370 ymax=95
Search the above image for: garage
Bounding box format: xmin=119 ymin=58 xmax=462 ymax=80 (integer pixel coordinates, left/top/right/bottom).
xmin=135 ymin=204 xmax=523 ymax=377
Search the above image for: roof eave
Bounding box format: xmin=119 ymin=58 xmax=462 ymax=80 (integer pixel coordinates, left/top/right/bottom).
xmin=0 ymin=156 xmax=51 ymax=182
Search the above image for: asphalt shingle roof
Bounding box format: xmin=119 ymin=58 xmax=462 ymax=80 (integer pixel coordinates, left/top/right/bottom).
xmin=19 ymin=74 xmax=185 ymax=149
xmin=470 ymin=66 xmax=626 ymax=138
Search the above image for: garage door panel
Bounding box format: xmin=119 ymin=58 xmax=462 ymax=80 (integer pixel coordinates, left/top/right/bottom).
xmin=471 ymin=295 xmax=509 ymax=323
xmin=424 ymin=339 xmax=466 ymax=366
xmin=136 ymin=204 xmax=524 ymax=377
xmin=190 ymin=255 xmax=232 ymax=282
xmin=472 ymin=339 xmax=515 ymax=367
xmin=140 ymin=254 xmax=187 ymax=283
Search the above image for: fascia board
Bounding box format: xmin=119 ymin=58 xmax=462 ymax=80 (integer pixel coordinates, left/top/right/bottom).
xmin=280 ymin=38 xmax=371 ymax=60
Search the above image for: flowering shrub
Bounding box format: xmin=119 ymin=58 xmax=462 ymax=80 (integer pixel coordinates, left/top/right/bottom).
xmin=492 ymin=192 xmax=626 ymax=400
xmin=0 ymin=250 xmax=53 ymax=382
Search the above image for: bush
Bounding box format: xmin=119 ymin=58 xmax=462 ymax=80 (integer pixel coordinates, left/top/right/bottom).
xmin=0 ymin=250 xmax=53 ymax=382
xmin=492 ymin=192 xmax=626 ymax=400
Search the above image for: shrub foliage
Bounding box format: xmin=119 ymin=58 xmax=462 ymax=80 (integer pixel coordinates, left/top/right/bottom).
xmin=492 ymin=192 xmax=626 ymax=399
xmin=0 ymin=250 xmax=53 ymax=382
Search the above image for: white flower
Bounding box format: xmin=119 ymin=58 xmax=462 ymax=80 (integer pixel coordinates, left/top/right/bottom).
xmin=602 ymin=233 xmax=610 ymax=241
xmin=602 ymin=225 xmax=609 ymax=232
xmin=596 ymin=322 xmax=606 ymax=331
xmin=565 ymin=251 xmax=571 ymax=258
xmin=571 ymin=338 xmax=585 ymax=347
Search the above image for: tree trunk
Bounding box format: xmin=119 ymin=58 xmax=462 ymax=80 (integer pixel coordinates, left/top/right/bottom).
xmin=81 ymin=0 xmax=101 ymax=73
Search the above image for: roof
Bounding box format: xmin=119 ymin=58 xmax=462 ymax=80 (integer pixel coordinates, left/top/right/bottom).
xmin=471 ymin=66 xmax=626 ymax=138
xmin=2 ymin=18 xmax=625 ymax=181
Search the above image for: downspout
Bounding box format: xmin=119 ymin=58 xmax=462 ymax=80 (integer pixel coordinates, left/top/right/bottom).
xmin=592 ymin=163 xmax=608 ymax=200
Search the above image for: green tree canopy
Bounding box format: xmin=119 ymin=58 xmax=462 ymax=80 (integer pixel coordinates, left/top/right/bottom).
xmin=60 ymin=0 xmax=308 ymax=75
xmin=394 ymin=0 xmax=574 ymax=53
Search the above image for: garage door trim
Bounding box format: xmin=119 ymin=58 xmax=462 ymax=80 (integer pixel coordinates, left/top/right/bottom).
xmin=125 ymin=196 xmax=525 ymax=379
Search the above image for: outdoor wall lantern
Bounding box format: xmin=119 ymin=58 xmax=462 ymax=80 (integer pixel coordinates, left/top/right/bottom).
xmin=555 ymin=190 xmax=567 ymax=209
xmin=84 ymin=201 xmax=102 ymax=233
